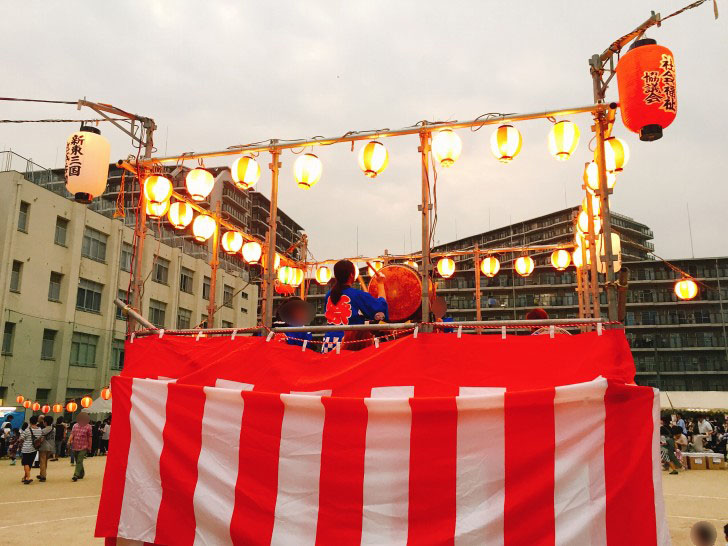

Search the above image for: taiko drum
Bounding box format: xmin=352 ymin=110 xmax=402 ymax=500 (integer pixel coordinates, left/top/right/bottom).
xmin=367 ymin=264 xmax=434 ymax=322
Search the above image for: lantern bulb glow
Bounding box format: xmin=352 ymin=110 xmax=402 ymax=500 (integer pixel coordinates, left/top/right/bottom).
xmin=221 ymin=230 xmax=244 ymax=255
xmin=603 ymin=137 xmax=630 ymax=172
xmin=480 ymin=256 xmax=500 ymax=277
xmin=242 ymin=241 xmax=263 ymax=264
xmin=145 ymin=199 xmax=170 ymax=219
xmin=294 ymin=153 xmax=323 ymax=190
xmin=192 ymin=214 xmax=216 ymax=242
xmin=358 ymin=141 xmax=389 ymax=178
xmin=674 ymin=278 xmax=698 ymax=300
xmin=548 ymin=120 xmax=580 ymax=161
xmin=167 ymin=201 xmax=194 ymax=229
xmin=550 ymin=249 xmax=571 ymax=271
xmin=432 ymin=129 xmax=462 ymax=167
xmin=315 ymin=266 xmax=332 ymax=285
xmin=584 ymin=161 xmax=617 ymax=192
xmin=490 ymin=124 xmax=523 ymax=163
xmin=231 ymin=155 xmax=261 ymax=190
xmin=437 ymin=257 xmax=456 ymax=278
xmin=515 ymin=256 xmax=535 ymax=277
xmin=143 ymin=175 xmax=173 ymax=204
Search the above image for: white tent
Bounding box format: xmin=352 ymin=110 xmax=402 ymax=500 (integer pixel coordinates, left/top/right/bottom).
xmin=86 ymin=395 xmax=112 ymax=414
xmin=660 ymin=391 xmax=728 ymax=411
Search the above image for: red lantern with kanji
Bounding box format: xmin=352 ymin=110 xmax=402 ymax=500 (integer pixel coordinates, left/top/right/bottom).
xmin=41 ymin=405 xmax=50 ymax=414
xmin=616 ymin=39 xmax=677 ymax=141
xmin=66 ymin=401 xmax=78 ymax=413
xmin=101 ymin=387 xmax=112 ymax=400
xmin=32 ymin=402 xmax=41 ymax=412
xmin=81 ymin=396 xmax=93 ymax=408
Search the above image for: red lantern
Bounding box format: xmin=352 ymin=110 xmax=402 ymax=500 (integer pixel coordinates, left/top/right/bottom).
xmin=616 ymin=39 xmax=676 ymax=141
xmin=23 ymin=400 xmax=32 ymax=409
xmin=66 ymin=401 xmax=78 ymax=413
xmin=32 ymin=402 xmax=40 ymax=412
xmin=52 ymin=404 xmax=63 ymax=413
xmin=16 ymin=395 xmax=24 ymax=404
xmin=81 ymin=396 xmax=93 ymax=408
xmin=41 ymin=405 xmax=50 ymax=414
xmin=101 ymin=387 xmax=112 ymax=400
xmin=274 ymin=281 xmax=295 ymax=296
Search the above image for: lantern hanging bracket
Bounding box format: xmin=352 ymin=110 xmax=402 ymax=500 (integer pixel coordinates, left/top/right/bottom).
xmin=76 ymin=99 xmax=156 ymax=151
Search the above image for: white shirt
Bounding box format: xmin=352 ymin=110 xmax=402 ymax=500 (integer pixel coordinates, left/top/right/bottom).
xmin=102 ymin=424 xmax=111 ymax=440
xmin=698 ymin=420 xmax=713 ymax=435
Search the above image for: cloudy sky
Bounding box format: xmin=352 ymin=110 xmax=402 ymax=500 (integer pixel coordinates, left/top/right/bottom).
xmin=3 ymin=1 xmax=726 ymax=261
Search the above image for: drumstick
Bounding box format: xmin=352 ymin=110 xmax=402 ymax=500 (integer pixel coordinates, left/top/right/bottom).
xmin=366 ymin=261 xmax=386 ymax=279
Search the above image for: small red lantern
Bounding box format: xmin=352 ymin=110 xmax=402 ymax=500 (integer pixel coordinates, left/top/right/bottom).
xmin=32 ymin=402 xmax=41 ymax=412
xmin=101 ymin=387 xmax=112 ymax=400
xmin=80 ymin=396 xmax=93 ymax=409
xmin=274 ymin=280 xmax=295 ymax=296
xmin=16 ymin=395 xmax=24 ymax=404
xmin=66 ymin=401 xmax=78 ymax=413
xmin=616 ymin=39 xmax=676 ymax=141
xmin=41 ymin=405 xmax=50 ymax=414
xmin=23 ymin=400 xmax=32 ymax=409
xmin=52 ymin=404 xmax=63 ymax=413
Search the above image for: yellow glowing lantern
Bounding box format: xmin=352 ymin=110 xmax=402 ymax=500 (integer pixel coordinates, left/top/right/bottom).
xmin=367 ymin=260 xmax=383 ymax=276
xmin=186 ymin=168 xmax=215 ymax=201
xmin=582 ymin=194 xmax=602 ymax=216
xmin=572 ymin=249 xmax=583 ymax=268
xmin=515 ymin=256 xmax=535 ymax=277
xmin=64 ymin=126 xmax=111 ymax=203
xmin=490 ymin=124 xmax=523 ymax=163
xmin=603 ymin=136 xmax=630 ymax=173
xmin=577 ymin=210 xmax=602 ymax=234
xmin=596 ymin=232 xmax=623 ymax=274
xmin=81 ymin=396 xmax=93 ymax=408
xmin=278 ymin=266 xmax=296 ymax=285
xmin=405 ymin=260 xmax=418 ymax=270
xmin=674 ymin=278 xmax=698 ymax=301
xmin=192 ymin=214 xmax=216 ymax=242
xmin=480 ymin=256 xmax=500 ymax=277
xmin=242 ymin=241 xmax=262 ymax=264
xmin=52 ymin=403 xmax=63 ymax=413
xmin=16 ymin=395 xmax=24 ymax=404
xmin=550 ymin=249 xmax=571 ymax=271
xmin=101 ymin=388 xmax=112 ymax=401
xmin=358 ymin=141 xmax=389 ymax=178
xmin=66 ymin=401 xmax=78 ymax=412
xmin=291 ymin=268 xmax=304 ymax=287
xmin=294 ymin=153 xmax=322 ymax=190
xmin=221 ymin=230 xmax=244 ymax=255
xmin=167 ymin=202 xmax=194 ymax=229
xmin=143 ymin=175 xmax=173 ymax=204
xmin=584 ymin=161 xmax=617 ymax=193
xmin=231 ymin=155 xmax=261 ymax=190
xmin=32 ymin=402 xmax=40 ymax=412
xmin=548 ymin=120 xmax=580 ymax=161
xmin=432 ymin=129 xmax=463 ymax=167
xmin=315 ymin=266 xmax=332 ymax=285
xmin=145 ymin=199 xmax=170 ymax=219
xmin=437 ymin=257 xmax=456 ymax=278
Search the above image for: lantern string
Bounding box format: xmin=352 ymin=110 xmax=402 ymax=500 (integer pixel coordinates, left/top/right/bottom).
xmin=0 ymin=118 xmax=128 ymax=123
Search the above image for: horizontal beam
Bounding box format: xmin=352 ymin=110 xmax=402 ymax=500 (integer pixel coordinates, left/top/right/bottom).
xmin=137 ymin=103 xmax=609 ymax=166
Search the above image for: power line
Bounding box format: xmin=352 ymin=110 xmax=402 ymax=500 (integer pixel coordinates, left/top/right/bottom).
xmin=0 ymin=118 xmax=127 ymax=124
xmin=0 ymin=97 xmax=76 ymax=105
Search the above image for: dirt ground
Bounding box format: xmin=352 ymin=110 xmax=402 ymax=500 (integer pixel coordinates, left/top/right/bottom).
xmin=0 ymin=456 xmax=725 ymax=544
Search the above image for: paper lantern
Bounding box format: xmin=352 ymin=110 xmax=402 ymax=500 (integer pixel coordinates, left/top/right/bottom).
xmin=41 ymin=405 xmax=50 ymax=414
xmin=572 ymin=249 xmax=583 ymax=268
xmin=186 ymin=168 xmax=215 ymax=201
xmin=143 ymin=175 xmax=173 ymax=204
xmin=16 ymin=395 xmax=24 ymax=404
xmin=597 ymin=233 xmax=623 ymax=274
xmin=480 ymin=256 xmax=500 ymax=277
xmin=81 ymin=396 xmax=93 ymax=408
xmin=274 ymin=281 xmax=295 ymax=295
xmin=547 ymin=120 xmax=580 ymax=161
xmin=577 ymin=210 xmax=602 ymax=235
xmin=315 ymin=266 xmax=332 ymax=285
xmin=145 ymin=199 xmax=170 ymax=219
xmin=550 ymin=249 xmax=571 ymax=271
xmin=66 ymin=401 xmax=78 ymax=413
xmin=221 ymin=231 xmax=244 ymax=255
xmin=23 ymin=400 xmax=31 ymax=409
xmin=32 ymin=402 xmax=40 ymax=412
xmin=294 ymin=153 xmax=322 ymax=190
xmin=52 ymin=404 xmax=63 ymax=413
xmin=292 ymin=268 xmax=304 ymax=287
xmin=490 ymin=124 xmax=522 ymax=163
xmin=582 ymin=194 xmax=602 ymax=216
xmin=616 ymin=39 xmax=677 ymax=141
xmin=432 ymin=129 xmax=462 ymax=167
xmin=242 ymin=241 xmax=262 ymax=264
xmin=603 ymin=137 xmax=630 ymax=173
xmin=583 ymin=161 xmax=617 ymax=193
xmin=231 ymin=155 xmax=261 ymax=190
xmin=101 ymin=388 xmax=112 ymax=401
xmin=278 ymin=266 xmax=303 ymax=286
xmin=64 ymin=126 xmax=111 ymax=203
xmin=404 ymin=260 xmax=418 ymax=270
xmin=367 ymin=260 xmax=383 ymax=276
xmin=437 ymin=257 xmax=456 ymax=278
xmin=674 ymin=278 xmax=698 ymax=300
xmin=192 ymin=214 xmax=216 ymax=242
xmin=358 ymin=141 xmax=389 ymax=178
xmin=515 ymin=256 xmax=534 ymax=277
xmin=167 ymin=202 xmax=194 ymax=229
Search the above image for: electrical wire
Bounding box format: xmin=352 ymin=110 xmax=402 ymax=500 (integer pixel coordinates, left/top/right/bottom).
xmin=0 ymin=97 xmax=76 ymax=105
xmin=0 ymin=118 xmax=127 ymax=124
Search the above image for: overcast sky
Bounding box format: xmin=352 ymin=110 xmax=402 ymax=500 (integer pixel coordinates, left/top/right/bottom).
xmin=3 ymin=1 xmax=726 ymax=262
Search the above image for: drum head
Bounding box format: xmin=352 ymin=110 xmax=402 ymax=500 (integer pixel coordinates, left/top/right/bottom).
xmin=368 ymin=264 xmax=425 ymax=322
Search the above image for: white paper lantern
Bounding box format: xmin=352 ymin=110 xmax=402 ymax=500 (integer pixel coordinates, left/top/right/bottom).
xmin=64 ymin=127 xmax=111 ymax=203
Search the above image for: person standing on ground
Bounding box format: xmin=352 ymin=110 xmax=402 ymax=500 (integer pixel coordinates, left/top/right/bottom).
xmin=52 ymin=416 xmax=66 ymax=460
xmin=37 ymin=415 xmax=55 ymax=482
xmin=7 ymin=429 xmax=20 ymax=465
xmin=68 ymin=412 xmax=92 ymax=482
xmin=677 ymin=413 xmax=688 ymax=436
xmin=694 ymin=414 xmax=714 ymax=452
xmin=101 ymin=418 xmax=111 ymax=455
xmin=19 ymin=415 xmax=40 ymax=484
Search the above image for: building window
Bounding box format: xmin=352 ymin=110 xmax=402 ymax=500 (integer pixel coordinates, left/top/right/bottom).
xmin=76 ymin=278 xmax=103 ymax=313
xmin=240 ymin=307 xmax=248 ymax=314
xmin=153 ymin=257 xmax=170 ymax=285
xmin=48 ymin=272 xmax=63 ymax=302
xmin=41 ymin=329 xmax=57 ymax=360
xmin=149 ymin=299 xmax=166 ymax=328
xmin=111 ymin=339 xmax=125 ymax=370
xmin=116 ymin=290 xmax=128 ymax=320
xmin=177 ymin=307 xmax=192 ymax=329
xmin=35 ymin=388 xmax=50 ymax=405
xmin=70 ymin=332 xmax=98 ymax=367
xmin=241 ymin=292 xmax=248 ymax=300
xmin=54 ymin=217 xmax=69 ymax=246
xmin=200 ymin=314 xmax=208 ymax=326
xmin=202 ymin=276 xmax=211 ymax=300
xmin=180 ymin=267 xmax=194 ymax=293
xmin=18 ymin=201 xmax=29 ymax=232
xmin=222 ymin=320 xmax=233 ymax=329
xmin=120 ymin=243 xmax=133 ymax=272
xmin=81 ymin=227 xmax=107 ymax=262
xmin=10 ymin=261 xmax=22 ymax=292
xmin=2 ymin=322 xmax=15 ymax=355
xmin=223 ymin=284 xmax=234 ymax=308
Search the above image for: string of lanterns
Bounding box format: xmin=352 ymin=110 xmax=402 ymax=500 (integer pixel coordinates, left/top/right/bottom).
xmin=14 ymin=387 xmax=111 ymax=415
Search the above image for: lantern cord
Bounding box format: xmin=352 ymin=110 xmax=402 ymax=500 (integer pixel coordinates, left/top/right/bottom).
xmin=470 ymin=113 xmax=512 ymax=132
xmin=0 ymin=118 xmax=128 ymax=123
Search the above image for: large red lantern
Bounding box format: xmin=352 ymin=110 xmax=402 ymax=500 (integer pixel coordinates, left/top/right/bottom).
xmin=616 ymin=39 xmax=676 ymax=141
xmin=32 ymin=402 xmax=40 ymax=412
xmin=52 ymin=404 xmax=63 ymax=413
xmin=101 ymin=387 xmax=112 ymax=400
xmin=23 ymin=400 xmax=32 ymax=409
xmin=66 ymin=401 xmax=78 ymax=413
xmin=41 ymin=405 xmax=50 ymax=414
xmin=16 ymin=395 xmax=24 ymax=404
xmin=81 ymin=396 xmax=93 ymax=408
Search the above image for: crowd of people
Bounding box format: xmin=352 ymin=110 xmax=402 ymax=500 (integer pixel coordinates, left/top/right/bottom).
xmin=0 ymin=412 xmax=111 ymax=484
xmin=660 ymin=413 xmax=728 ymax=474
